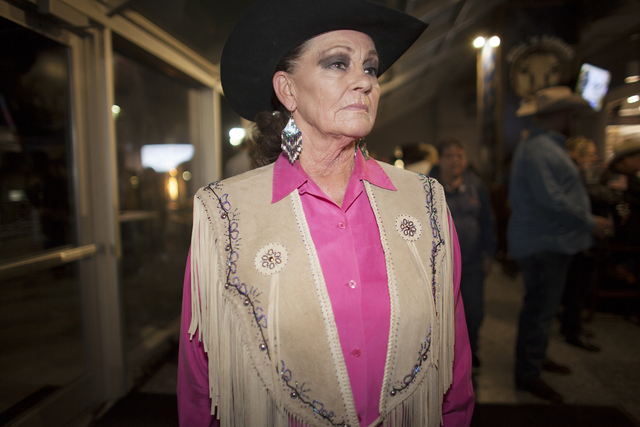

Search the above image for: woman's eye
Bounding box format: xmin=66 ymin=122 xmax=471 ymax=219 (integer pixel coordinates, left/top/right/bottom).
xmin=365 ymin=66 xmax=378 ymax=77
xmin=330 ymin=61 xmax=348 ymax=70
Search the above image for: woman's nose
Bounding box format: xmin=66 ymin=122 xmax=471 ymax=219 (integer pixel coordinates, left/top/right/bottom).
xmin=351 ymin=67 xmax=374 ymax=93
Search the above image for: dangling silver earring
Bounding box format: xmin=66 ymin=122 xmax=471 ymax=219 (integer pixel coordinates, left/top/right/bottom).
xmin=281 ymin=116 xmax=302 ymax=165
xmin=356 ymin=138 xmax=370 ymax=160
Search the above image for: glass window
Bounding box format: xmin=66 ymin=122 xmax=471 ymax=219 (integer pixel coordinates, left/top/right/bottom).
xmin=113 ymin=51 xmax=198 ymax=351
xmin=0 ymin=17 xmax=75 ymax=262
xmin=0 ymin=16 xmax=84 ymax=421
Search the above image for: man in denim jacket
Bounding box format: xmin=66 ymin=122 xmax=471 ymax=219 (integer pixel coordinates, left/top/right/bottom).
xmin=508 ymin=86 xmax=612 ymax=403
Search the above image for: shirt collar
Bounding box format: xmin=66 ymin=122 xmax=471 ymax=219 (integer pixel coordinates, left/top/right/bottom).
xmin=271 ymin=148 xmax=396 ymax=204
xmin=529 ymin=126 xmax=567 ymax=148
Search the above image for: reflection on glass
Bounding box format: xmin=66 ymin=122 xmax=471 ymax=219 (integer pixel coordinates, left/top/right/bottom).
xmin=0 ymin=263 xmax=85 ymax=420
xmin=0 ymin=17 xmax=84 ymax=421
xmin=113 ymin=52 xmax=195 ymax=351
xmin=0 ymin=17 xmax=75 ymax=263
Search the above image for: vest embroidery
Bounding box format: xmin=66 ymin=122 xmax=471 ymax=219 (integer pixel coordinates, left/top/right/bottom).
xmin=395 ymin=214 xmax=422 ymax=241
xmin=420 ymin=175 xmax=445 ymax=302
xmin=205 ymin=182 xmax=271 ymax=353
xmin=255 ymin=243 xmax=288 ymax=275
xmin=390 ymin=329 xmax=432 ymax=396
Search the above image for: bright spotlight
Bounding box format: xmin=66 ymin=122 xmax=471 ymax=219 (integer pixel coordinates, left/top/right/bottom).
xmin=229 ymin=127 xmax=246 ymax=146
xmin=111 ymin=104 xmax=121 ymax=119
xmin=489 ymin=36 xmax=501 ymax=47
xmin=628 ymin=95 xmax=640 ymax=104
xmin=473 ymin=37 xmax=485 ymax=48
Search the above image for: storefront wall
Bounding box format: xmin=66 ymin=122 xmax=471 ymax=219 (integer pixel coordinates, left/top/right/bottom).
xmin=0 ymin=1 xmax=220 ymax=425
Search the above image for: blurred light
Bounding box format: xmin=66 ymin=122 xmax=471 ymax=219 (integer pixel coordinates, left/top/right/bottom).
xmin=182 ymin=171 xmax=192 ymax=181
xmin=229 ymin=127 xmax=246 ymax=146
xmin=628 ymin=95 xmax=640 ymax=104
xmin=626 ymin=76 xmax=640 ymax=84
xmin=394 ymin=146 xmax=403 ymax=159
xmin=619 ymin=107 xmax=640 ymax=116
xmin=8 ymin=190 xmax=26 ymax=202
xmin=111 ymin=104 xmax=121 ymax=119
xmin=169 ymin=168 xmax=178 ymax=177
xmin=141 ymin=144 xmax=194 ymax=173
xmin=473 ymin=37 xmax=485 ymax=48
xmin=394 ymin=159 xmax=405 ymax=169
xmin=168 ymin=177 xmax=179 ymax=201
xmin=489 ymin=36 xmax=501 ymax=47
xmin=130 ymin=176 xmax=139 ymax=188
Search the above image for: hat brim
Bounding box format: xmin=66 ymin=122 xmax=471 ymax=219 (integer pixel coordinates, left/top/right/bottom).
xmin=517 ymin=93 xmax=595 ymax=117
xmin=537 ymin=94 xmax=595 ymax=115
xmin=221 ymin=0 xmax=428 ymax=121
xmin=611 ymin=144 xmax=640 ymax=166
xmin=516 ymin=99 xmax=536 ymax=117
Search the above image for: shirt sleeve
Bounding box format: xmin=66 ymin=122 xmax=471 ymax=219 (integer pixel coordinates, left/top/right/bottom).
xmin=442 ymin=214 xmax=476 ymax=426
xmin=525 ymin=139 xmax=596 ymax=231
xmin=177 ymin=250 xmax=220 ymax=427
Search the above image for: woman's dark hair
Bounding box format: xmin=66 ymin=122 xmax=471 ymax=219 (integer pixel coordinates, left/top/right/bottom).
xmin=436 ymin=137 xmax=467 ymax=156
xmin=250 ymin=40 xmax=311 ymax=167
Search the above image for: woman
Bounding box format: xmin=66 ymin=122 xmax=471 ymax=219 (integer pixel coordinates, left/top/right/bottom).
xmin=429 ymin=137 xmax=496 ymax=370
xmin=178 ymin=0 xmax=474 ymax=425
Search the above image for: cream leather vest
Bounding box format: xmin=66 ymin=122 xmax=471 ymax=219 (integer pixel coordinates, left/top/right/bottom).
xmin=188 ymin=160 xmax=454 ymax=427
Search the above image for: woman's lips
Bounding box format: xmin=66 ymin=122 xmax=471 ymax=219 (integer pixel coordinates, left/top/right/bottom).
xmin=344 ymin=103 xmax=369 ymax=112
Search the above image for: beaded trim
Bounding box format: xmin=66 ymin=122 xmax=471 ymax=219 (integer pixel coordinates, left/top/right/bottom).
xmin=420 ymin=175 xmax=445 ymax=301
xmin=278 ymin=360 xmax=348 ymax=426
xmin=389 ymin=329 xmax=432 ymax=396
xmin=204 ymin=182 xmax=271 ymax=355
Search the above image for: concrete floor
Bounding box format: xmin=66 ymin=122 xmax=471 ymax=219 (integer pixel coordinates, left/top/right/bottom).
xmin=129 ymin=261 xmax=640 ymax=424
xmin=475 ymin=262 xmax=640 ymax=422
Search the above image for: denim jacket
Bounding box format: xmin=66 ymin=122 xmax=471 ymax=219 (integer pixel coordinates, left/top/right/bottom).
xmin=507 ymin=127 xmax=595 ymax=258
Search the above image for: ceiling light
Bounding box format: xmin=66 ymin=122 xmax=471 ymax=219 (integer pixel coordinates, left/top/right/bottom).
xmin=489 ymin=36 xmax=500 ymax=47
xmin=473 ymin=37 xmax=485 ymax=48
xmin=628 ymin=95 xmax=640 ymax=104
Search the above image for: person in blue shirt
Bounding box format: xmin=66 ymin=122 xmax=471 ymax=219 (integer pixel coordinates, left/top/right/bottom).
xmin=508 ymin=86 xmax=612 ymax=403
xmin=430 ymin=137 xmax=496 ymax=372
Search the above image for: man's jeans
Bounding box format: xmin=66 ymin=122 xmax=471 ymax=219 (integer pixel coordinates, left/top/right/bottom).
xmin=515 ymin=251 xmax=573 ymax=382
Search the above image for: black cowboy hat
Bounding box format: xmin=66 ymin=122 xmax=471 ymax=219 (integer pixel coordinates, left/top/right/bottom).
xmin=220 ymin=0 xmax=428 ymax=121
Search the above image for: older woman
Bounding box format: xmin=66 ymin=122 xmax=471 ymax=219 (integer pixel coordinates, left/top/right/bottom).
xmin=178 ymin=0 xmax=474 ymax=426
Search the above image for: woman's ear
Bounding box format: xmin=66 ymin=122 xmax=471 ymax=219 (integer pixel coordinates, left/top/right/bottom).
xmin=273 ymin=71 xmax=296 ymax=112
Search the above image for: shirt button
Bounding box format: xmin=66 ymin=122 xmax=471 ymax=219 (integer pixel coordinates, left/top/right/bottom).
xmin=352 ymin=348 xmax=361 ymax=357
xmin=338 ymin=222 xmax=346 ymax=229
xmin=348 ymin=280 xmax=356 ymax=289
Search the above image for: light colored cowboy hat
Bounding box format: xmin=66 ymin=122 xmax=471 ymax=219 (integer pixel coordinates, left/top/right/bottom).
xmin=610 ymin=138 xmax=640 ymax=166
xmin=220 ymin=0 xmax=428 ymax=121
xmin=516 ymin=86 xmax=593 ymax=117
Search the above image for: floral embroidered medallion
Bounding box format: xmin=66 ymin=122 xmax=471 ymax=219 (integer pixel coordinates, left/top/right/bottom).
xmin=254 ymin=243 xmax=288 ymax=275
xmin=395 ymin=214 xmax=422 ymax=242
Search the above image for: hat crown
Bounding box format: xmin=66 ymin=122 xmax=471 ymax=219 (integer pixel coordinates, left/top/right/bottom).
xmin=535 ymin=86 xmax=573 ymax=110
xmin=220 ymin=0 xmax=428 ymax=121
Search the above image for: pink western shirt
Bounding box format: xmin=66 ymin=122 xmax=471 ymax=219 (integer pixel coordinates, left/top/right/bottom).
xmin=178 ymin=151 xmax=475 ymax=426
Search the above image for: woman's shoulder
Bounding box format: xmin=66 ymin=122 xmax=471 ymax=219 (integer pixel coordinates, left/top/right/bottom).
xmin=193 ymin=162 xmax=276 ymax=213
xmin=377 ymin=159 xmax=444 ymax=192
xmin=196 ymin=163 xmax=275 ymax=195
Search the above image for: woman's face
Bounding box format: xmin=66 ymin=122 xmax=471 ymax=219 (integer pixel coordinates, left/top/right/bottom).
xmin=285 ymin=30 xmax=380 ymax=142
xmin=439 ymin=146 xmax=467 ymax=179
